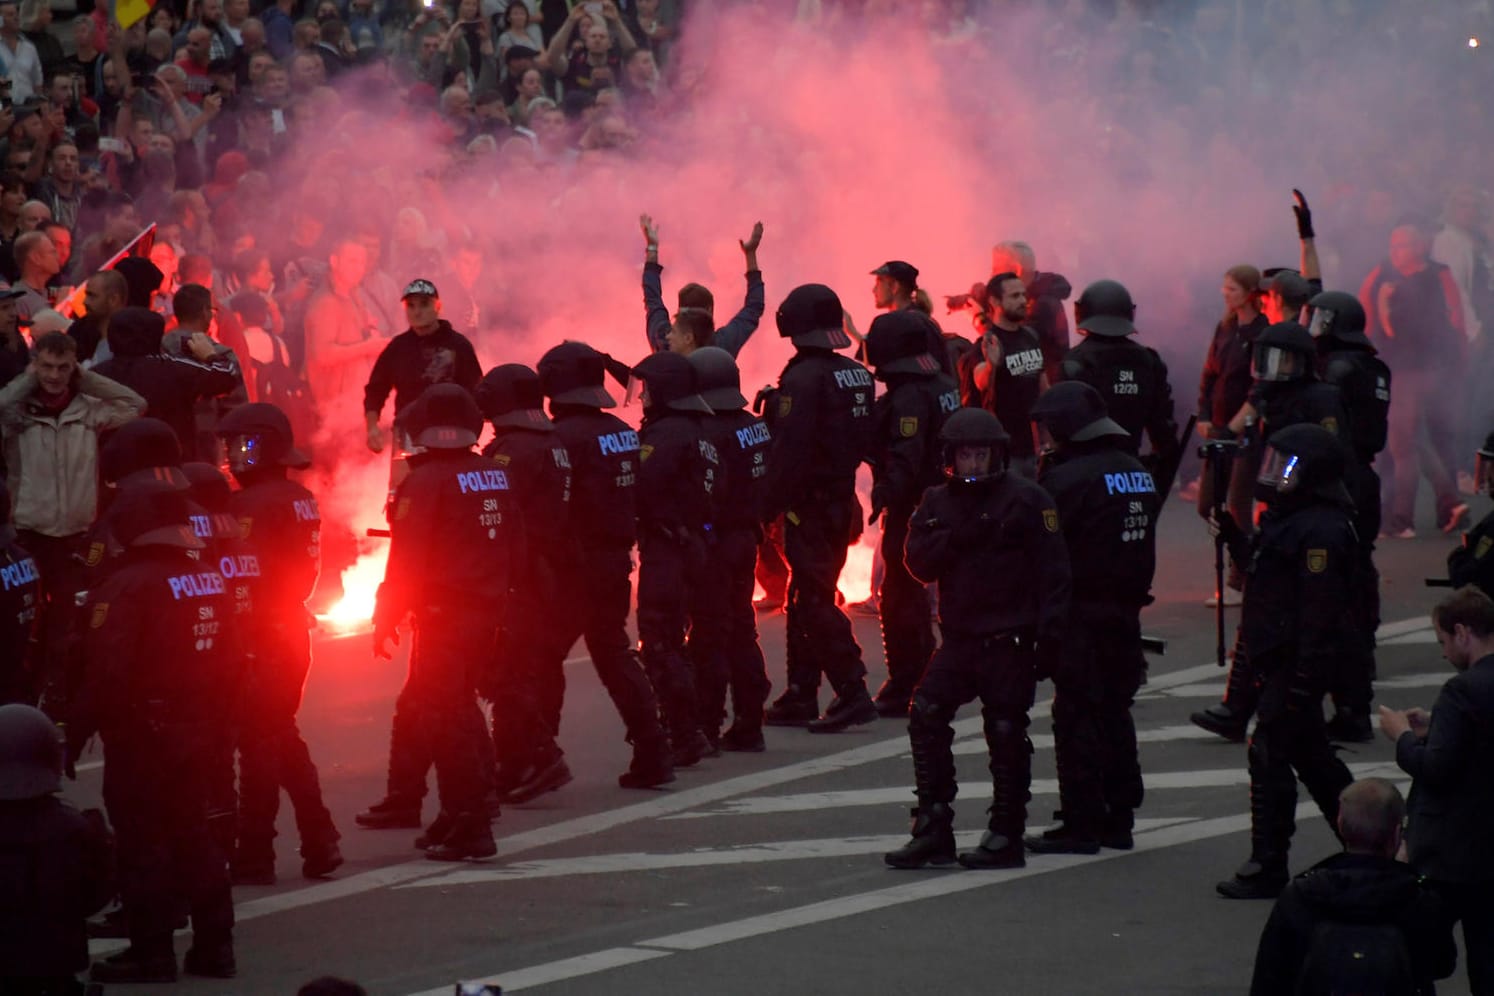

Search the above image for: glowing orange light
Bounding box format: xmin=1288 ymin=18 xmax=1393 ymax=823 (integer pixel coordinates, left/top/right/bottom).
xmin=1471 ymin=37 xmax=1481 ymax=49
xmin=319 ymin=546 xmax=389 ymax=632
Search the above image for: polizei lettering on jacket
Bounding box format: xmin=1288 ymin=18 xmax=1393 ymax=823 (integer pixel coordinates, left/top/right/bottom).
xmin=167 ymin=572 xmax=228 ymax=600
xmin=218 ymin=554 xmax=262 ymax=579
xmin=735 ymin=422 xmax=771 ymax=449
xmin=1104 ymin=471 xmax=1158 ymax=495
xmin=598 ymin=429 xmax=641 ymax=456
xmin=833 ymin=368 xmax=873 ymax=390
xmin=1 ymin=557 xmax=39 ymax=591
xmin=292 ymin=498 xmax=320 ymax=522
xmin=457 ymin=468 xmax=511 ymax=494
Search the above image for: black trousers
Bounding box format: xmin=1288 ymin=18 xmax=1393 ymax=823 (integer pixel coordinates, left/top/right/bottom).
xmin=694 ymin=526 xmax=770 ymax=735
xmin=877 ymin=506 xmax=933 ymax=696
xmin=487 ymin=582 xmax=568 ymax=773
xmin=13 ymin=530 xmax=84 ymax=718
xmin=783 ymin=499 xmax=865 ymax=696
xmin=637 ymin=532 xmax=702 ymax=745
xmin=1426 ymin=879 xmax=1494 ymax=995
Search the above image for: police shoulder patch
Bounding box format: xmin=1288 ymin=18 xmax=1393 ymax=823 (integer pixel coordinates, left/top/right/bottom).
xmin=89 ymin=603 xmax=108 ymax=628
xmin=1306 ymin=548 xmax=1328 ymax=574
xmin=237 ymin=516 xmax=253 ymax=539
xmin=1042 ymin=508 xmax=1059 ymax=533
xmin=491 ymin=453 xmax=511 ymax=467
xmin=1477 ymin=535 xmax=1493 ymax=560
xmin=640 ymin=444 xmax=655 ymax=462
xmin=1320 ymin=416 xmax=1338 ymax=435
xmin=85 ymin=542 xmax=104 ymax=567
xmin=899 ymin=416 xmax=919 ymax=438
xmin=778 ymin=395 xmax=793 ymax=419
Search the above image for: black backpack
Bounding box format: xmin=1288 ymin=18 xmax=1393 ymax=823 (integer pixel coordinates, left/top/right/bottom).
xmin=1295 ymin=920 xmax=1416 ymax=996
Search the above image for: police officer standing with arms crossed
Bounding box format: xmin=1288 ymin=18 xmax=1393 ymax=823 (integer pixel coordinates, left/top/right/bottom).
xmin=374 ymin=384 xmax=517 ymax=862
xmin=885 ymin=408 xmax=1069 ymax=869
xmin=215 ymin=402 xmax=342 ymax=883
xmin=1211 ymin=423 xmax=1357 ymax=899
xmin=760 ymin=284 xmax=878 ymax=733
xmin=1025 ymin=381 xmax=1158 ymax=854
xmin=689 ymin=346 xmax=774 ymax=752
xmin=864 ymin=309 xmax=960 ymax=717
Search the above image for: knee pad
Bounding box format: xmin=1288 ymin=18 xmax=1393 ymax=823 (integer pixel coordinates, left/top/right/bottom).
xmin=909 ymin=694 xmax=955 ymax=732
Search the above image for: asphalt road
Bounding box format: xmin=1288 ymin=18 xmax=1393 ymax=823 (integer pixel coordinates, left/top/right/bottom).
xmin=67 ymin=487 xmax=1481 ymax=995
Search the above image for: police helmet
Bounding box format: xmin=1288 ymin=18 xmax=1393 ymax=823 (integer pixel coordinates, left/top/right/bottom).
xmin=404 ymin=384 xmax=484 ymax=450
xmin=181 ymin=461 xmax=233 ymax=512
xmin=1073 ymin=279 xmax=1136 ymax=338
xmin=1252 ymin=322 xmax=1315 ymax=382
xmin=100 ymin=418 xmax=189 ymax=491
xmin=0 ymin=704 xmax=64 ymax=801
xmin=109 ymin=484 xmax=206 ymax=550
xmin=631 ymin=351 xmax=712 ymax=414
xmin=1029 ymin=380 xmax=1128 ymax=445
xmin=688 ymin=346 xmax=748 ymax=410
xmin=1306 ymin=290 xmax=1372 ymax=347
xmin=216 ymin=402 xmax=311 ymax=473
xmin=1476 ymin=430 xmax=1494 ymax=496
xmin=538 ymin=341 xmax=618 ymax=409
xmin=476 ymin=364 xmax=554 ymax=431
xmin=1256 ymin=423 xmax=1347 ymax=504
xmin=940 ymin=407 xmax=1010 ymax=483
xmin=864 ymin=311 xmax=940 ymax=377
xmin=776 ymin=284 xmax=852 ymax=350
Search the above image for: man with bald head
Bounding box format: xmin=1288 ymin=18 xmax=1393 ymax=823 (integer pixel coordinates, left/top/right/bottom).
xmin=11 ymin=229 xmax=57 ymax=322
xmin=70 ymin=268 xmax=127 ymax=365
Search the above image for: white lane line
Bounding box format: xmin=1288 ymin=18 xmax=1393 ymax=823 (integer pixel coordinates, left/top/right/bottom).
xmin=411 ymin=777 xmax=1404 ymax=995
xmin=1375 ymin=672 xmax=1452 ymax=689
xmin=398 ymin=818 xmax=1197 ymax=887
xmin=1379 ymin=631 xmax=1439 ymax=647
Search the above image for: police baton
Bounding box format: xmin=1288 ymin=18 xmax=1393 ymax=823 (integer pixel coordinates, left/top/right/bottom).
xmin=1152 ymin=414 xmax=1197 ymax=517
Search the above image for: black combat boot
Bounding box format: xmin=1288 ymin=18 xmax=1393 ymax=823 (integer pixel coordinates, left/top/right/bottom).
xmin=1098 ymin=809 xmax=1135 ymax=851
xmin=807 ymin=685 xmax=878 ymax=733
xmin=424 ymin=812 xmax=498 ymax=862
xmin=958 ymin=827 xmax=1025 ymax=870
xmin=671 ymin=728 xmax=712 ymax=768
xmin=1024 ymin=820 xmax=1100 ymax=855
xmin=301 ymin=839 xmax=344 ymax=879
xmin=1189 ymin=703 xmax=1250 ymax=742
xmin=618 ymin=736 xmax=676 ymax=789
xmin=764 ymin=685 xmax=819 ymax=726
xmin=872 ymin=678 xmax=913 ymax=718
xmin=183 ymin=937 xmax=237 ymax=978
xmin=1216 ymin=856 xmax=1288 ymax=899
xmin=884 ymin=803 xmax=956 ymax=869
xmin=91 ymin=942 xmax=178 ymax=984
xmin=504 ymin=750 xmax=574 ymax=804
xmin=354 ymin=795 xmax=423 ymax=829
xmin=719 ymin=722 xmax=766 ymax=752
xmin=414 ymin=810 xmax=458 ymax=850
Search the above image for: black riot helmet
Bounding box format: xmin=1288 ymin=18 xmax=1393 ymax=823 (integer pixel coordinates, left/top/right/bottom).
xmin=1073 ymin=279 xmax=1136 ymax=338
xmin=1255 ymin=423 xmax=1348 ymax=506
xmin=0 ymin=704 xmax=64 ymax=800
xmin=1476 ymin=430 xmax=1494 ymax=497
xmin=864 ymin=310 xmax=940 ymax=378
xmin=216 ymin=402 xmax=311 ymax=475
xmin=404 ymin=384 xmax=484 ymax=450
xmin=181 ymin=461 xmax=234 ymax=512
xmin=631 ymin=351 xmax=712 ymax=414
xmin=99 ymin=417 xmax=190 ymax=491
xmin=476 ymin=363 xmax=554 ymax=432
xmin=538 ymin=341 xmax=618 ymax=409
xmin=688 ymin=346 xmax=748 ymax=410
xmin=109 ymin=484 xmax=206 ymax=551
xmin=940 ymin=407 xmax=1010 ymax=485
xmin=776 ymin=284 xmax=852 ymax=350
xmin=1251 ymin=322 xmax=1315 ymax=382
xmin=1306 ymin=290 xmax=1372 ymax=347
xmin=1029 ymin=380 xmax=1128 ymax=450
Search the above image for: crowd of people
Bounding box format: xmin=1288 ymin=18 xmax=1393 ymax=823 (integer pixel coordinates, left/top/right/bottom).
xmin=1 ymin=0 xmax=1494 ymax=992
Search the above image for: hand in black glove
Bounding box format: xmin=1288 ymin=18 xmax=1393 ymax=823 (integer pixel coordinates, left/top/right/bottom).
xmin=1292 ymin=188 xmax=1314 ymax=240
xmin=1208 ymin=509 xmax=1248 ymax=562
xmin=868 ymin=498 xmax=885 ymax=528
xmin=373 ymin=620 xmax=400 ymax=661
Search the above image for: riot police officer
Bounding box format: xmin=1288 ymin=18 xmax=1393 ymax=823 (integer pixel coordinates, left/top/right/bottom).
xmin=689 ymin=346 xmax=773 ymax=752
xmin=1447 ymin=431 xmax=1494 ymax=597
xmin=0 ymin=703 xmax=111 ymax=993
xmin=373 ymin=385 xmax=514 ymax=861
xmin=884 ymin=409 xmax=1070 ymax=870
xmin=215 ymin=402 xmax=341 ymax=882
xmin=761 ymin=284 xmax=878 ymax=733
xmin=1058 ymin=279 xmax=1180 ymax=473
xmin=475 ymin=363 xmax=575 ymax=804
xmin=1310 ymin=290 xmax=1392 ymax=741
xmin=69 ymin=486 xmax=238 ymax=983
xmin=1193 ymin=323 xmax=1352 ymax=742
xmin=864 ymin=310 xmax=960 ymax=716
xmin=1025 ymin=382 xmax=1157 ymax=854
xmin=631 ymin=351 xmax=719 ymax=766
xmin=1211 ymin=424 xmax=1356 ymax=899
xmin=0 ymin=480 xmax=39 ymax=705
xmin=539 ymin=342 xmax=674 ymax=789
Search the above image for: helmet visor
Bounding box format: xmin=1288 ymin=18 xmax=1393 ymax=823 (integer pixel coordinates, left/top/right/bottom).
xmin=1253 ymin=344 xmax=1302 ymax=382
xmin=1307 ymin=307 xmax=1334 ymax=339
xmin=224 ymin=433 xmax=269 ymax=474
xmin=1256 ymin=445 xmax=1303 ymax=495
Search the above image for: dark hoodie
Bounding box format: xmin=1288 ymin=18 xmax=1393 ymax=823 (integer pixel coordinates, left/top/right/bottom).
xmin=92 ymin=308 xmax=240 ymax=461
xmin=1028 ymin=270 xmax=1073 ymax=382
xmin=1249 ymin=852 xmax=1455 ymax=996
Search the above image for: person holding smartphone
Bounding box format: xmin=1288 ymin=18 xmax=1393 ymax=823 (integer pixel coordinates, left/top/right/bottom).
xmin=544 ymin=0 xmax=637 ymax=93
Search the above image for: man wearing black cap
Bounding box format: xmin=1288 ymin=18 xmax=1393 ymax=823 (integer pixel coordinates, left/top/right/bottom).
xmin=537 ymin=341 xmax=674 ymax=788
xmin=631 ymin=350 xmax=719 ymax=764
xmin=861 ymin=260 xmax=956 ymax=377
xmin=372 ymin=384 xmax=514 ymax=861
xmin=1025 ymin=382 xmax=1158 ymax=855
xmin=214 ymin=402 xmax=341 ymax=883
xmin=364 ymin=278 xmax=483 ymax=456
xmin=761 ymin=283 xmax=878 ymax=732
xmin=69 ymin=485 xmax=238 ymax=983
xmin=475 ymin=363 xmax=575 ymax=803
